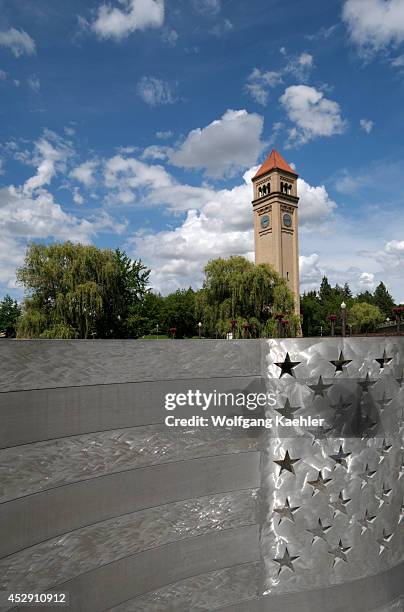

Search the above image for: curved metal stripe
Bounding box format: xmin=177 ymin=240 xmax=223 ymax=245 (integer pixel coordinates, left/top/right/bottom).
xmin=0 ymin=339 xmax=263 ymax=392
xmin=25 ymin=527 xmax=259 ymax=612
xmin=0 ymin=451 xmax=260 ymax=558
xmin=0 ymin=376 xmax=264 ymax=448
xmin=213 ymin=561 xmax=404 ymax=612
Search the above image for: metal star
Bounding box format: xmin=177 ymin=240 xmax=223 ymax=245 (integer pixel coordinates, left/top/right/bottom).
xmin=273 ymin=547 xmax=299 ymax=574
xmin=274 ymin=353 xmax=301 ymax=378
xmin=275 ymin=398 xmax=301 ymax=419
xmin=377 ymin=438 xmax=392 ymax=462
xmin=377 ymin=529 xmax=393 ymax=554
xmin=357 ymin=373 xmax=377 ymax=393
xmin=307 ymin=470 xmax=332 ymax=495
xmin=331 ymin=395 xmax=352 ymax=414
xmin=273 ymin=498 xmax=300 ymax=524
xmin=376 ymin=483 xmax=392 ymax=508
xmin=399 ymin=502 xmax=404 ymax=524
xmin=376 ymin=392 xmax=393 ymax=410
xmin=330 ymin=351 xmax=352 ymax=373
xmin=396 ymin=369 xmax=404 ymax=387
xmin=308 ymin=375 xmax=333 ymax=398
xmin=359 ymin=463 xmax=377 ymax=488
xmin=358 ymin=509 xmax=377 ymax=534
xmin=328 ymin=540 xmax=351 ymax=565
xmin=307 ymin=518 xmax=332 ymax=543
xmin=330 ymin=491 xmax=351 ymax=517
xmin=375 ymin=350 xmax=393 ymax=370
xmin=329 ymin=445 xmax=351 ymax=469
xmin=274 ymin=450 xmax=300 ymax=475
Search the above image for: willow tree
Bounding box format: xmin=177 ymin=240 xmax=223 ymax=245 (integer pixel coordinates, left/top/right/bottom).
xmin=16 ymin=242 xmax=150 ymax=339
xmin=196 ymin=256 xmax=300 ymax=338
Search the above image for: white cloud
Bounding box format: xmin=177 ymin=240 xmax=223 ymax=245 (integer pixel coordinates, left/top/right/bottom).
xmin=73 ymin=187 xmax=84 ymax=205
xmin=0 ymin=70 xmax=6 ymax=80
xmin=104 ymin=155 xmax=172 ymax=204
xmin=360 ymin=118 xmax=374 ymax=133
xmin=245 ymin=52 xmax=313 ymax=107
xmin=155 ymin=130 xmax=173 ymax=139
xmin=27 ymin=75 xmax=40 ymax=93
xmin=245 ymin=69 xmax=283 ymax=105
xmin=141 ymin=145 xmax=170 ymax=160
xmin=342 ymin=0 xmax=404 ymax=54
xmin=70 ymin=160 xmax=98 ymax=187
xmin=23 ymin=135 xmax=72 ymax=195
xmin=162 ymin=29 xmax=178 ymax=46
xmin=376 ymin=240 xmax=404 ymax=274
xmin=391 ymin=54 xmax=404 ymax=67
xmin=169 ymin=109 xmax=265 ymax=177
xmin=0 ymin=28 xmax=36 ymax=57
xmin=359 ymin=272 xmax=375 ymax=289
xmin=284 ymin=52 xmax=314 ymax=81
xmin=211 ymin=19 xmax=233 ymax=37
xmin=297 ymin=178 xmax=337 ymax=228
xmin=299 ymin=253 xmax=323 ymax=289
xmin=136 ymin=76 xmax=175 ymax=106
xmin=280 ymin=85 xmax=347 ymax=146
xmin=192 ymin=0 xmax=221 ymax=16
xmin=91 ymin=0 xmax=164 ymax=40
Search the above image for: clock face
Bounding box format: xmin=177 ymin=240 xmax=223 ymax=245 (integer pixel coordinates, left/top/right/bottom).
xmin=260 ymin=214 xmax=270 ymax=229
xmin=283 ymin=213 xmax=292 ymax=228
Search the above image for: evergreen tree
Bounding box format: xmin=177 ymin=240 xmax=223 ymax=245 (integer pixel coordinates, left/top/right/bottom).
xmin=373 ymin=282 xmax=395 ymax=318
xmin=319 ymin=276 xmax=332 ymax=303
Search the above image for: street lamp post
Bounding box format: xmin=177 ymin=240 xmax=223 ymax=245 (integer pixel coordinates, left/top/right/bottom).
xmin=341 ymin=301 xmax=347 ymax=337
xmin=198 ymin=321 xmax=202 ymax=339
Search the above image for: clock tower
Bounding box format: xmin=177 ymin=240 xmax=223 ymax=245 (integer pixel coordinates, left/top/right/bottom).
xmin=251 ymin=149 xmax=300 ymax=314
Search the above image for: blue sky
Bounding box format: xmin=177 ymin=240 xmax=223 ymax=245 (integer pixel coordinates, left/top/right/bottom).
xmin=1 ymin=0 xmax=404 ymax=302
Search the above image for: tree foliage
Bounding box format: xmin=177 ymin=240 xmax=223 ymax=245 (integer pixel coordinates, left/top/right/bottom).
xmin=196 ymin=256 xmax=300 ymax=338
xmin=0 ymin=295 xmax=21 ymax=337
xmin=301 ymin=276 xmax=396 ymax=336
xmin=16 ymin=242 xmax=150 ymax=339
xmin=348 ymin=302 xmax=383 ymax=333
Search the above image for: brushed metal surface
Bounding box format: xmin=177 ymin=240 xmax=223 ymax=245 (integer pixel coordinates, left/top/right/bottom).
xmin=109 ymin=562 xmax=261 ymax=612
xmin=0 ymin=423 xmax=261 ymax=502
xmin=14 ymin=526 xmax=260 ymax=612
xmin=0 ymin=338 xmax=402 ymax=612
xmin=0 ymin=339 xmax=263 ymax=392
xmin=213 ymin=560 xmax=404 ymax=612
xmin=261 ymin=337 xmax=404 ymax=594
xmin=0 ymin=491 xmax=258 ymax=609
xmin=0 ymin=376 xmax=264 ymax=449
xmin=0 ymin=451 xmax=261 ymax=558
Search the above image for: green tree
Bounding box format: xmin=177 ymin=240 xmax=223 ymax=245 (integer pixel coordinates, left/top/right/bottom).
xmin=197 ymin=256 xmax=299 ymax=338
xmin=348 ymin=302 xmax=383 ymax=334
xmin=319 ymin=276 xmax=332 ymax=304
xmin=373 ymin=282 xmax=395 ymax=318
xmin=300 ymin=291 xmax=322 ymax=337
xmin=161 ymin=288 xmax=197 ymax=338
xmin=0 ymin=295 xmax=21 ymax=337
xmin=356 ymin=290 xmax=374 ymax=304
xmin=16 ymin=242 xmax=150 ymax=339
xmin=127 ymin=291 xmax=165 ymax=338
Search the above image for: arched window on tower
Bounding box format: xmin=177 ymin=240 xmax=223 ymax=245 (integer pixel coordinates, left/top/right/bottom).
xmin=267 ymin=182 xmax=271 ymax=193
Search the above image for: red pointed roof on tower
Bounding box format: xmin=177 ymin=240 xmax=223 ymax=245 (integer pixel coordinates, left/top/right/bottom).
xmin=253 ymin=149 xmax=298 ymax=179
